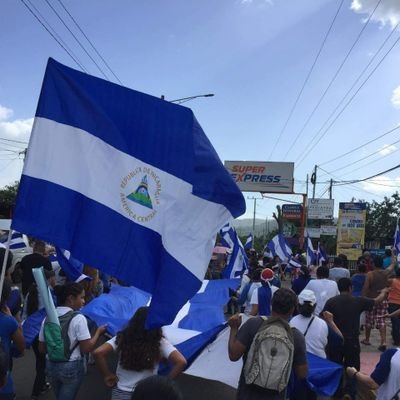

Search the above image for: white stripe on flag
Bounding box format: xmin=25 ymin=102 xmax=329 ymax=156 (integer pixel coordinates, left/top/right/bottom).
xmin=24 ymin=118 xmax=232 ymax=281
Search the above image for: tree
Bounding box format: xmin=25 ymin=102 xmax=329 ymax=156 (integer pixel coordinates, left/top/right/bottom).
xmin=272 ymin=205 xmax=283 ymax=234
xmin=365 ymin=192 xmax=400 ymax=247
xmin=0 ymin=181 xmax=19 ymax=217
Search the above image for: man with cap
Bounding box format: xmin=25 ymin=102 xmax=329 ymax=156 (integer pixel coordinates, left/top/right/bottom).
xmin=249 ymin=268 xmax=279 ymax=316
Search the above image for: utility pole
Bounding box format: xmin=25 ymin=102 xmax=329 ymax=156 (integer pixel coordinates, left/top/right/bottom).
xmin=306 ymin=174 xmax=309 ymax=198
xmin=329 ymin=178 xmax=333 ymax=199
xmin=247 ymin=196 xmax=263 ymax=239
xmin=311 ymin=165 xmax=317 ymax=199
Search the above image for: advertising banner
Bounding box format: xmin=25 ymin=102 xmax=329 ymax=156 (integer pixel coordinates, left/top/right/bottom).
xmin=307 ymin=199 xmax=334 ymax=220
xmin=282 ymin=204 xmax=303 ymax=220
xmin=336 ymin=202 xmax=367 ymax=260
xmin=224 ymin=161 xmax=294 ymax=193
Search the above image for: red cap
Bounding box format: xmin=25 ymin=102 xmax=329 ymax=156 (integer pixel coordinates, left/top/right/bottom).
xmin=260 ymin=268 xmax=274 ymax=282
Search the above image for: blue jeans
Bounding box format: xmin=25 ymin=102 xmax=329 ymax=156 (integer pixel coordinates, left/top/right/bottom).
xmin=46 ymin=359 xmax=84 ymax=400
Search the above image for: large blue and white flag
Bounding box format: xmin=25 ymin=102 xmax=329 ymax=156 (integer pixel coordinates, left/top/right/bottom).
xmin=306 ymin=235 xmax=316 ymax=266
xmin=11 ymin=58 xmax=245 ymax=327
xmin=219 ymin=225 xmax=248 ymax=279
xmin=54 ymin=247 xmax=89 ymax=283
xmin=394 ymin=219 xmax=400 ymax=254
xmin=266 ymin=234 xmax=292 ymax=262
xmin=0 ymin=231 xmax=27 ymax=250
xmin=244 ymin=233 xmax=253 ymax=250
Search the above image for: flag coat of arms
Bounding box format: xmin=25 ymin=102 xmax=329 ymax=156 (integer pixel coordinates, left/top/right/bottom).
xmin=12 ymin=58 xmax=245 ymax=327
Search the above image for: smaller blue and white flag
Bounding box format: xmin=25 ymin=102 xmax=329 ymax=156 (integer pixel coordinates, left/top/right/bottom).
xmin=317 ymin=242 xmax=327 ymax=265
xmin=55 ymin=247 xmax=90 ymax=283
xmin=394 ymin=219 xmax=400 ymax=255
xmin=306 ymin=235 xmax=316 ymax=266
xmin=0 ymin=231 xmax=27 ymax=250
xmin=288 ymin=257 xmax=302 ymax=269
xmin=219 ymin=225 xmax=248 ymax=279
xmin=244 ymin=234 xmax=253 ymax=250
xmin=267 ymin=234 xmax=292 ymax=262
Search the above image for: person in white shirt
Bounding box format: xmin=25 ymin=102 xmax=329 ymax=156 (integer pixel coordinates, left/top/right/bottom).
xmin=38 ymin=283 xmax=106 ymax=400
xmin=302 ymin=266 xmax=339 ymax=316
xmin=94 ymin=307 xmax=187 ymax=400
xmin=290 ymin=290 xmax=343 ymax=359
xmin=329 ymin=257 xmax=350 ymax=282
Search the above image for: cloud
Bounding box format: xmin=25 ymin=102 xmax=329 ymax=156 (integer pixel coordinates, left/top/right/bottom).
xmin=379 ymin=143 xmax=397 ymax=155
xmin=0 ymin=105 xmax=13 ymax=121
xmin=391 ymin=86 xmax=400 ymax=109
xmin=362 ymin=175 xmax=400 ymax=192
xmin=0 ymin=105 xmax=33 ymax=187
xmin=350 ymin=0 xmax=400 ymax=27
xmin=0 ymin=118 xmax=33 ymax=140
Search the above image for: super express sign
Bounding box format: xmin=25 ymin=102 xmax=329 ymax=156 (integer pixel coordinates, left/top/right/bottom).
xmin=224 ymin=161 xmax=294 ymax=193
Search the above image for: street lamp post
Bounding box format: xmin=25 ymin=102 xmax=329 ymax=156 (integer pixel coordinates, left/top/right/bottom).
xmin=161 ymin=93 xmax=215 ymax=104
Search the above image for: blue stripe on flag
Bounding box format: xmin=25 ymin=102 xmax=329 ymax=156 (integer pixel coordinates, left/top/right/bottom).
xmin=82 ymin=285 xmax=151 ymax=336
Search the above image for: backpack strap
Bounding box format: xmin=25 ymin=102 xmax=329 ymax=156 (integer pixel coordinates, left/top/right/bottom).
xmin=303 ymin=316 xmax=315 ymax=337
xmin=258 ymin=316 xmax=294 ymax=342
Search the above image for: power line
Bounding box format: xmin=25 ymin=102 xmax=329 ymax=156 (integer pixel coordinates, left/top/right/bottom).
xmin=44 ymin=0 xmax=111 ymax=80
xmin=0 ymin=137 xmax=28 ymax=145
xmin=319 ymin=124 xmax=400 ymax=167
xmin=20 ymin=0 xmax=87 ymax=72
xmin=322 ymin=137 xmax=400 ymax=176
xmin=56 ymin=0 xmax=123 ymax=85
xmin=333 ymin=163 xmax=400 ymax=186
xmin=296 ymin=26 xmax=400 ymax=167
xmin=267 ymin=0 xmax=345 ymax=160
xmin=284 ymin=0 xmax=383 ymax=161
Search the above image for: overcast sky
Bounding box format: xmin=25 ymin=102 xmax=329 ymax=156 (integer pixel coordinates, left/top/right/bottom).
xmin=1 ymin=0 xmax=400 ymax=219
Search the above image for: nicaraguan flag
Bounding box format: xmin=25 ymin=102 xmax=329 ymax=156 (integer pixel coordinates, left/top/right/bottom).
xmin=394 ymin=219 xmax=400 ymax=254
xmin=267 ymin=234 xmax=292 ymax=262
xmin=0 ymin=231 xmax=27 ymax=250
xmin=306 ymin=235 xmax=316 ymax=266
xmin=11 ymin=58 xmax=245 ymax=327
xmin=317 ymin=242 xmax=327 ymax=265
xmin=55 ymin=247 xmax=90 ymax=283
xmin=219 ymin=225 xmax=248 ymax=279
xmin=244 ymin=233 xmax=253 ymax=250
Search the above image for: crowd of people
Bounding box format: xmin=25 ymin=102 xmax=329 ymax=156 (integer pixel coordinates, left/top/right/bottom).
xmin=1 ymin=238 xmax=400 ymax=400
xmin=228 ymin=247 xmax=400 ymax=400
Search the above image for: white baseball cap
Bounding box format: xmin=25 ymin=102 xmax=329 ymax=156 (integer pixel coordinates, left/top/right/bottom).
xmin=298 ymin=289 xmax=317 ymax=306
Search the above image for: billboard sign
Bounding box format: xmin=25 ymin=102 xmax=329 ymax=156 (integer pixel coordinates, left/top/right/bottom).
xmin=337 ymin=202 xmax=367 ymax=260
xmin=307 ymin=199 xmax=334 ymax=219
xmin=282 ymin=204 xmax=303 ymax=220
xmin=320 ymin=225 xmax=337 ymax=236
xmin=224 ymin=161 xmax=294 ymax=193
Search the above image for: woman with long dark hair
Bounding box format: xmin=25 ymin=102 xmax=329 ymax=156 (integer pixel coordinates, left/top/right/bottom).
xmin=94 ymin=307 xmax=187 ymax=400
xmin=38 ymin=283 xmax=106 ymax=400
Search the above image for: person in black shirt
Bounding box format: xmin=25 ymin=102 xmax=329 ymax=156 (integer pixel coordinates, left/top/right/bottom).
xmin=20 ymin=240 xmax=52 ymax=296
xmin=323 ymin=278 xmax=388 ymax=399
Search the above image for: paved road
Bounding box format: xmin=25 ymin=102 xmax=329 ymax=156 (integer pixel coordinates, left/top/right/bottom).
xmin=12 ymin=349 xmax=237 ymax=400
